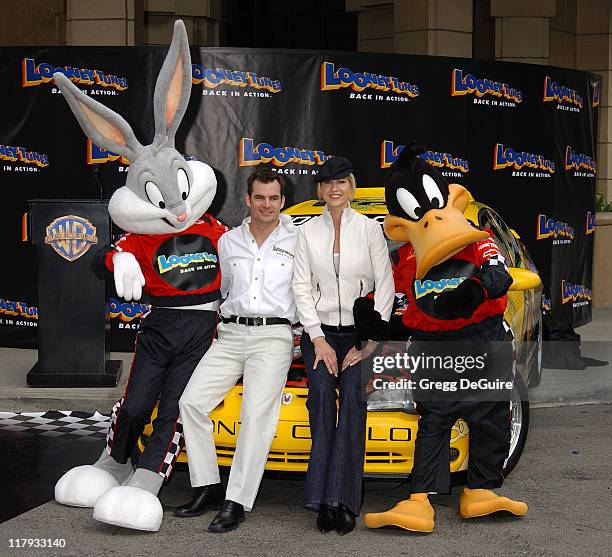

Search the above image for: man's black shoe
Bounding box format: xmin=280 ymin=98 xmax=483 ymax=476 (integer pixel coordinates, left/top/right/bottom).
xmin=174 ymin=483 xmax=225 ymax=518
xmin=316 ymin=504 xmax=337 ymax=533
xmin=335 ymin=504 xmax=356 ymax=535
xmin=207 ymin=500 xmax=245 ymax=533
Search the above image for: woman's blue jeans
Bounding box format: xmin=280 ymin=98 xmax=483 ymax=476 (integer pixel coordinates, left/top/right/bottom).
xmin=301 ymin=330 xmax=367 ymax=515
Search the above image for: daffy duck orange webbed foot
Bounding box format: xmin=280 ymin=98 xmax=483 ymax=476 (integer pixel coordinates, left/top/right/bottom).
xmin=364 ymin=493 xmax=434 ymax=533
xmin=459 ymin=488 xmax=528 ymax=518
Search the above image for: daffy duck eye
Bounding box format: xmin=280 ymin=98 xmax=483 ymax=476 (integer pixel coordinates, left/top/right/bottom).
xmin=396 ymin=188 xmax=423 ymax=220
xmin=422 ymin=174 xmax=445 ymax=209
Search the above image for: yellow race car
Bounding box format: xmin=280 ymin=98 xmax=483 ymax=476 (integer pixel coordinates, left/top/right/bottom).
xmin=139 ymin=187 xmax=542 ymax=478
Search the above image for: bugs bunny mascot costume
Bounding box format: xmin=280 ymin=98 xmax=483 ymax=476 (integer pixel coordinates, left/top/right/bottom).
xmin=52 ymin=21 xmax=226 ymax=532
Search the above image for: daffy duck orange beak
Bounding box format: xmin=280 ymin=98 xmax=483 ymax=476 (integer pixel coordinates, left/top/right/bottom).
xmin=384 ymin=184 xmax=488 ymax=279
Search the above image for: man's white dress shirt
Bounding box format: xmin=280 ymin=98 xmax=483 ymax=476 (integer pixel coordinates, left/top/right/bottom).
xmin=218 ymin=213 xmax=298 ymax=322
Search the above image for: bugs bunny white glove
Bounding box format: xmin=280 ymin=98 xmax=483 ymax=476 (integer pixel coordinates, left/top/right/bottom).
xmin=112 ymin=252 xmax=145 ymax=301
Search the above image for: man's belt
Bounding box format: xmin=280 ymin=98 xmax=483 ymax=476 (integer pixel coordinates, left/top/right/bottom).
xmin=321 ymin=324 xmax=356 ymax=333
xmin=221 ymin=315 xmax=291 ymax=326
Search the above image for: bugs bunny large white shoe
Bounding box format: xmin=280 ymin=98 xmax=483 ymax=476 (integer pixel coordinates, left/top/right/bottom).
xmin=52 ymin=20 xmax=217 ymax=531
xmin=54 ymin=450 xmax=133 ymax=508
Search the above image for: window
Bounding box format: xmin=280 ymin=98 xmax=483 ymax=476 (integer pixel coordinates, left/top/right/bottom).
xmin=478 ymin=207 xmax=521 ymax=267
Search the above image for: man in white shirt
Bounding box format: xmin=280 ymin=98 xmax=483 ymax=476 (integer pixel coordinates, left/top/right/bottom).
xmin=176 ymin=168 xmax=297 ymax=533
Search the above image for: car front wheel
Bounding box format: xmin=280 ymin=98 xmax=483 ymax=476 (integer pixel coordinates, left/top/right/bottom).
xmin=503 ymin=371 xmax=530 ymax=476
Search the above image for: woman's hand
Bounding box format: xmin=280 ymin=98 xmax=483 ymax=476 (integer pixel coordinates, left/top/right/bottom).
xmin=361 ymin=340 xmax=378 ymax=361
xmin=341 ymin=341 xmax=378 ymax=371
xmin=313 ymin=336 xmax=338 ymax=376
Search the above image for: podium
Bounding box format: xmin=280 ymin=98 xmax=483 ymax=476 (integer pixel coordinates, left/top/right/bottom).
xmin=26 ymin=200 xmax=122 ymax=387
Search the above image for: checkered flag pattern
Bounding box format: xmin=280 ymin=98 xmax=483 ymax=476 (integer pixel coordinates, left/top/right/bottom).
xmin=106 ymin=398 xmax=123 ymax=451
xmin=485 ymin=253 xmax=507 ymax=269
xmin=477 ymin=238 xmax=508 ymax=271
xmin=158 ymin=417 xmax=184 ymax=480
xmin=0 ymin=410 xmax=110 ymax=441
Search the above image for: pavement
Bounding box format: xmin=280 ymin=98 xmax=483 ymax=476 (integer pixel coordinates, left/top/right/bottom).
xmin=0 ymin=349 xmax=133 ymax=413
xmin=531 ymin=307 xmax=612 ymax=406
xmin=1 ymin=308 xmax=611 ymax=413
xmin=0 ymin=403 xmax=611 ymax=557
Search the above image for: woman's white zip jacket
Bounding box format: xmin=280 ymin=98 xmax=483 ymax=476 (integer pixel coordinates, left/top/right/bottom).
xmin=292 ymin=206 xmax=395 ymax=340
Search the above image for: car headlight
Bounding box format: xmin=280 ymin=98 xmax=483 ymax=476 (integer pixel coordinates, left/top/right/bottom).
xmin=367 ymin=385 xmax=416 ymax=413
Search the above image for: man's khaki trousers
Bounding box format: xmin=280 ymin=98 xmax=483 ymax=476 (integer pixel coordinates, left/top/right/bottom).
xmin=179 ymin=321 xmax=293 ymax=510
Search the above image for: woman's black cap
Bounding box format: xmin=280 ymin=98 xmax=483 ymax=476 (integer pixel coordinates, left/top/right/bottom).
xmin=316 ymin=156 xmax=353 ymax=183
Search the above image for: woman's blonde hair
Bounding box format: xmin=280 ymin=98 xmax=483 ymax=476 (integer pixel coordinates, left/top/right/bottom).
xmin=316 ymin=173 xmax=357 ymax=202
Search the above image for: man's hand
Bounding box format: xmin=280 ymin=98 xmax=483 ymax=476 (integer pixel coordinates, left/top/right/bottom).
xmin=313 ymin=336 xmax=338 ymax=376
xmin=433 ymin=278 xmax=485 ymax=320
xmin=112 ymin=252 xmax=145 ymax=301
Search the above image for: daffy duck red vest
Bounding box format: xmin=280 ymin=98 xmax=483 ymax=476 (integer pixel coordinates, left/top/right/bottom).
xmin=394 ymin=235 xmax=508 ymax=333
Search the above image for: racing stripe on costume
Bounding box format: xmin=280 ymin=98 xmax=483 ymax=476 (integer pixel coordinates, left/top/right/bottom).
xmin=477 ymin=238 xmax=508 ymax=271
xmin=502 ymin=319 xmax=514 ymax=340
xmin=504 ymin=319 xmax=517 ymax=379
xmin=473 ymin=237 xmax=512 ymax=299
xmin=105 ymin=398 xmax=123 ymax=453
xmin=158 ymin=416 xmax=184 ymax=480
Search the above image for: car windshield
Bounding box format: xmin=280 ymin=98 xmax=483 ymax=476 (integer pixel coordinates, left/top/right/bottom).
xmin=477 ymin=207 xmax=522 ymax=268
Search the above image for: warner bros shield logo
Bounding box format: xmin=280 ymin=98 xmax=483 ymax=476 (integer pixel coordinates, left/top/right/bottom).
xmin=44 ymin=215 xmax=98 ymax=262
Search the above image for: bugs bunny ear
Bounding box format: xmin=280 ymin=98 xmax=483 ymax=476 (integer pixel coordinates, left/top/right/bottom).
xmin=153 ymin=19 xmax=192 ymax=147
xmin=54 ymin=73 xmax=142 ymax=161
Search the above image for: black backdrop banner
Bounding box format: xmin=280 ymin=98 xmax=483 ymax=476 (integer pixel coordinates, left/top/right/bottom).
xmin=0 ymin=47 xmax=599 ymax=350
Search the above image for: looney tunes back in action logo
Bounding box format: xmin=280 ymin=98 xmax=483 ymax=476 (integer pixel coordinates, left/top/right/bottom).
xmin=561 ymin=280 xmax=592 ymax=307
xmin=192 ymin=65 xmax=281 ymax=97
xmin=543 ymin=76 xmax=583 ymax=112
xmin=321 ymin=62 xmax=419 ymax=103
xmin=451 ymin=69 xmax=522 ymax=107
xmin=381 ymin=141 xmax=469 ymax=178
xmin=0 ymin=145 xmax=48 ymax=172
xmin=493 ymin=144 xmax=555 ymax=177
xmin=239 ymin=138 xmax=331 ymax=174
xmin=22 ymin=58 xmax=128 ymax=93
xmin=565 ymin=146 xmax=596 ymax=177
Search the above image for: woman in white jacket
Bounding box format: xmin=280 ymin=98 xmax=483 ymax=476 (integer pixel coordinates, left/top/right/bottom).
xmin=292 ymin=156 xmax=395 ymax=535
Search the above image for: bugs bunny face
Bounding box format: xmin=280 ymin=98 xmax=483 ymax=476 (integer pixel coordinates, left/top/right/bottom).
xmin=108 ymin=147 xmax=217 ymax=234
xmin=53 ymin=20 xmax=217 ymax=235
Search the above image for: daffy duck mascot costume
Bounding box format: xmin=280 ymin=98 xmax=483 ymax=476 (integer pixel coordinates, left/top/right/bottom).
xmin=356 ymin=144 xmax=528 ymax=533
